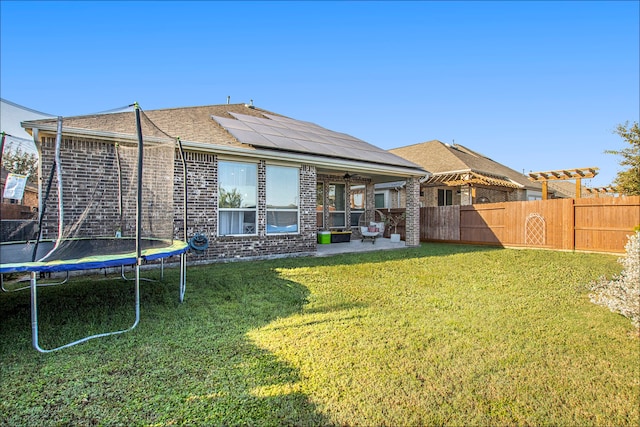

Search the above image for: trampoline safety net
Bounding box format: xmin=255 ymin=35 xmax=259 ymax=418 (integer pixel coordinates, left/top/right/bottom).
xmin=37 ymin=106 xmax=178 ymax=264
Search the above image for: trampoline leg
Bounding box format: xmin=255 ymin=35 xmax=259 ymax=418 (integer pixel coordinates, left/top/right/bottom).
xmin=179 ymin=253 xmax=186 ymax=303
xmin=30 ymin=272 xmax=41 ymax=351
xmin=30 ymin=267 xmax=141 ymax=353
xmin=121 ymin=264 xmax=155 ymax=282
xmin=134 ymin=264 xmax=141 ymax=326
xmin=2 ymin=271 xmax=69 ymax=293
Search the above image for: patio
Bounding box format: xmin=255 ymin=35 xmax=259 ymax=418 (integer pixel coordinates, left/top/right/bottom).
xmin=315 ymin=237 xmax=407 ymax=256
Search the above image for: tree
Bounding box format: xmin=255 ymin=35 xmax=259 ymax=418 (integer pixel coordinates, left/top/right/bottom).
xmin=1 ymin=146 xmax=38 ymax=184
xmin=219 ymin=187 xmax=242 ymax=208
xmin=606 ymin=121 xmax=640 ymax=196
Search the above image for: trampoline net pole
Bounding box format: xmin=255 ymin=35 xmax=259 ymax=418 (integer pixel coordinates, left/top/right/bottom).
xmin=135 ymin=104 xmax=143 ymax=263
xmin=53 ymin=117 xmax=64 ymax=251
xmin=30 ymin=272 xmax=39 ymax=351
xmin=178 ymin=138 xmax=188 ymax=302
xmin=0 ymin=132 xmax=5 ymax=167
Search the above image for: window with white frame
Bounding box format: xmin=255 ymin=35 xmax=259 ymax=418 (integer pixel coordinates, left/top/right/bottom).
xmin=218 ymin=161 xmax=257 ymax=235
xmin=350 ymin=184 xmax=365 ymax=226
xmin=374 ymin=191 xmax=387 ymax=209
xmin=266 ymin=165 xmax=299 ymax=234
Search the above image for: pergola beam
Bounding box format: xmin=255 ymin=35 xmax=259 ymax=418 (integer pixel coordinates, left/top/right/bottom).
xmin=528 ymin=167 xmax=599 ymax=199
xmin=584 ymin=186 xmax=617 ymax=198
xmin=425 ymin=171 xmax=522 ymax=189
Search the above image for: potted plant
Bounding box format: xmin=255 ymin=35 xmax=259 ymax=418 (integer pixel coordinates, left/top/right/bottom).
xmin=380 ymin=210 xmax=406 ymax=243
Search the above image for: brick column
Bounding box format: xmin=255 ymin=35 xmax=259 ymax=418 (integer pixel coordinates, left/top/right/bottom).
xmin=405 ymin=176 xmax=421 ymax=246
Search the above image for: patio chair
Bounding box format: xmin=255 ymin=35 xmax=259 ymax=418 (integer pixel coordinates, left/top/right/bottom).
xmin=358 ymin=213 xmax=385 ymax=244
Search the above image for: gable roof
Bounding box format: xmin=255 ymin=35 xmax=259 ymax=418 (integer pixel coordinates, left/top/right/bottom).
xmin=390 ymin=140 xmax=541 ymax=190
xmin=23 ymin=103 xmax=425 ymax=182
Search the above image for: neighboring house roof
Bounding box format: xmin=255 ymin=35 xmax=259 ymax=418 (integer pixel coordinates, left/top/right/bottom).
xmin=1 ymin=98 xmax=55 ymax=156
xmin=22 ymin=103 xmax=425 ymax=183
xmin=547 ymin=180 xmax=579 ymax=198
xmin=389 ymin=140 xmax=541 ymax=191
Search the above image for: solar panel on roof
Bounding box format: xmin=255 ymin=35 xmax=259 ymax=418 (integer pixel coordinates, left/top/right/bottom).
xmin=244 ymin=122 xmax=286 ymax=137
xmin=263 ymin=114 xmax=329 ymax=134
xmin=276 ymin=127 xmax=310 ymax=140
xmin=262 ymin=134 xmax=308 ymax=152
xmin=292 ymin=138 xmax=325 ymax=153
xmin=213 ymin=115 xmax=255 ymax=131
xmin=211 ymin=113 xmax=422 ymax=169
xmin=308 ymin=132 xmax=342 ymax=145
xmin=228 ymin=112 xmax=264 ymax=124
xmin=226 ymin=128 xmax=278 ymax=147
xmin=263 ymin=114 xmax=319 ymax=128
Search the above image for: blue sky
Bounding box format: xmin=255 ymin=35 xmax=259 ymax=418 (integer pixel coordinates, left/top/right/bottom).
xmin=1 ymin=1 xmax=638 ymax=187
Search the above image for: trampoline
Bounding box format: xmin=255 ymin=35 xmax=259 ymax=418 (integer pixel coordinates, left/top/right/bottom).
xmin=0 ymin=238 xmax=187 ymax=274
xmin=0 ymin=104 xmax=189 ymax=352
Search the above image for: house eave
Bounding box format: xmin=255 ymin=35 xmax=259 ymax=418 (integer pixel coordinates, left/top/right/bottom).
xmin=24 ymin=123 xmax=426 ymax=181
xmin=181 ymin=139 xmax=426 ymax=179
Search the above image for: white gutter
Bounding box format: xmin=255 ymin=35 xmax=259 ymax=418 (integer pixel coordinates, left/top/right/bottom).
xmin=181 ymin=139 xmax=424 ymax=177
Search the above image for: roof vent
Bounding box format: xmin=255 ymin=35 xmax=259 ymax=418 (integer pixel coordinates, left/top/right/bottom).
xmin=245 ymin=99 xmax=255 ymax=109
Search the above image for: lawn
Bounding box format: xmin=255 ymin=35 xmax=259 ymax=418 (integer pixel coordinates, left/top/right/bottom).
xmin=1 ymin=243 xmax=638 ymax=426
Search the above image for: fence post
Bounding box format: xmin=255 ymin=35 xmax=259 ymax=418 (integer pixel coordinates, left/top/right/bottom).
xmin=570 ymin=198 xmax=576 ymax=251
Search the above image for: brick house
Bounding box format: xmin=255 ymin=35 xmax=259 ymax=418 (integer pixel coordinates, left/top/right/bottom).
xmin=388 ymin=140 xmax=543 ymax=206
xmin=22 ymin=103 xmax=425 ymax=261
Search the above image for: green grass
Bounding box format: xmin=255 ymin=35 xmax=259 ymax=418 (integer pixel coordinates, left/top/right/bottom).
xmin=1 ymin=243 xmax=638 ymax=426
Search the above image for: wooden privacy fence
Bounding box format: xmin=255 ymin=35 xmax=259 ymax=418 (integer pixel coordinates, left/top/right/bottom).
xmin=420 ymin=196 xmax=640 ymax=254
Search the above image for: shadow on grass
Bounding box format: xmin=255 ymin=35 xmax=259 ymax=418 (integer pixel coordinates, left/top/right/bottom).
xmin=0 ymin=265 xmax=332 ymax=426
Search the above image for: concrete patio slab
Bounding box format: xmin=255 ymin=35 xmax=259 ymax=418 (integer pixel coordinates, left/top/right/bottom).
xmin=315 ymin=238 xmax=407 ymax=256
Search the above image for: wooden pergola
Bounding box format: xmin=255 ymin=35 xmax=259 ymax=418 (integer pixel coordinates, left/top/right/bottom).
xmin=424 ymin=170 xmax=522 ymax=189
xmin=528 ymin=167 xmax=598 ymax=199
xmin=584 ymin=186 xmax=617 ymax=197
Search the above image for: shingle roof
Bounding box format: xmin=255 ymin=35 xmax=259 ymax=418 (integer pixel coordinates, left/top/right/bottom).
xmin=390 ymin=140 xmax=541 ymax=190
xmin=23 ymin=104 xmax=275 ymax=148
xmin=23 ymin=103 xmax=424 ymax=172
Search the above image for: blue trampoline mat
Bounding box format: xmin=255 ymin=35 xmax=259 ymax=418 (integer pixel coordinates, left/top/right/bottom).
xmin=0 ymin=238 xmax=189 ymax=274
